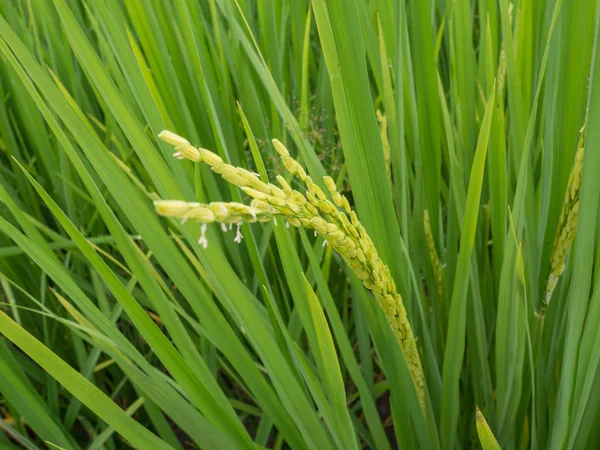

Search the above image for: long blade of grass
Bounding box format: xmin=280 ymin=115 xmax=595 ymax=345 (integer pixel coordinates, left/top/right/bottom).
xmin=441 ymin=82 xmax=495 ymax=449
xmin=550 ymin=3 xmax=600 ymax=445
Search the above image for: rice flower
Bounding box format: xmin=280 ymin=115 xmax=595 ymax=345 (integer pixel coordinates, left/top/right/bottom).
xmin=540 ymin=127 xmax=585 ymax=316
xmin=155 ymin=130 xmax=426 ymax=410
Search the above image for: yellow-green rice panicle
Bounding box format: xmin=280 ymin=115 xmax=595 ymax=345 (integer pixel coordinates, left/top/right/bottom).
xmin=156 ymin=131 xmax=426 ymax=411
xmin=540 ymin=125 xmax=585 ymax=316
xmin=424 ymin=210 xmax=443 ymax=300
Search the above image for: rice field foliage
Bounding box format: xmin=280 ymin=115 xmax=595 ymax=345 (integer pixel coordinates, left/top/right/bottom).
xmin=0 ymin=0 xmax=599 ymax=448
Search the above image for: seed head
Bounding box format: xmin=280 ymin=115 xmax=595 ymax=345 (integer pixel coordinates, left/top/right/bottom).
xmin=540 ymin=123 xmax=586 ymax=316
xmin=154 ymin=130 xmax=426 ymax=410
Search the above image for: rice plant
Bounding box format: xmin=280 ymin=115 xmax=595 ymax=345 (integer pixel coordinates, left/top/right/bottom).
xmin=0 ymin=0 xmax=599 ymax=448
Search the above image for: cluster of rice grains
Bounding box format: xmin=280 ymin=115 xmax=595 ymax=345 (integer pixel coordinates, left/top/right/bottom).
xmin=540 ymin=126 xmax=585 ymax=317
xmin=155 ymin=131 xmax=426 ymax=408
xmin=423 ymin=210 xmax=443 ymax=300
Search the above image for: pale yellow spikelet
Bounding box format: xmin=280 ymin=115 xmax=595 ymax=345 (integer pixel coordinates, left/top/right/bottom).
xmin=241 ymin=187 xmax=268 ymax=201
xmin=271 ymin=138 xmax=290 ymax=157
xmin=174 ymin=144 xmax=201 ymax=162
xmin=199 ymin=148 xmax=224 ymax=166
xmin=154 ymin=200 xmax=216 ymax=223
xmin=272 ymin=139 xmax=307 ymax=180
xmin=275 ymin=175 xmax=293 ymax=194
xmin=158 ymin=131 xmax=202 ymax=162
xmin=321 ymin=175 xmax=352 ymax=214
xmin=323 ymin=176 xmax=336 ymax=192
xmin=158 ymin=130 xmax=189 ymax=147
xmin=540 ymin=126 xmax=585 ymax=316
xmin=154 ymin=200 xmax=195 ymax=217
xmin=155 ymin=131 xmax=426 ymax=410
xmin=423 ymin=210 xmax=443 ymax=300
